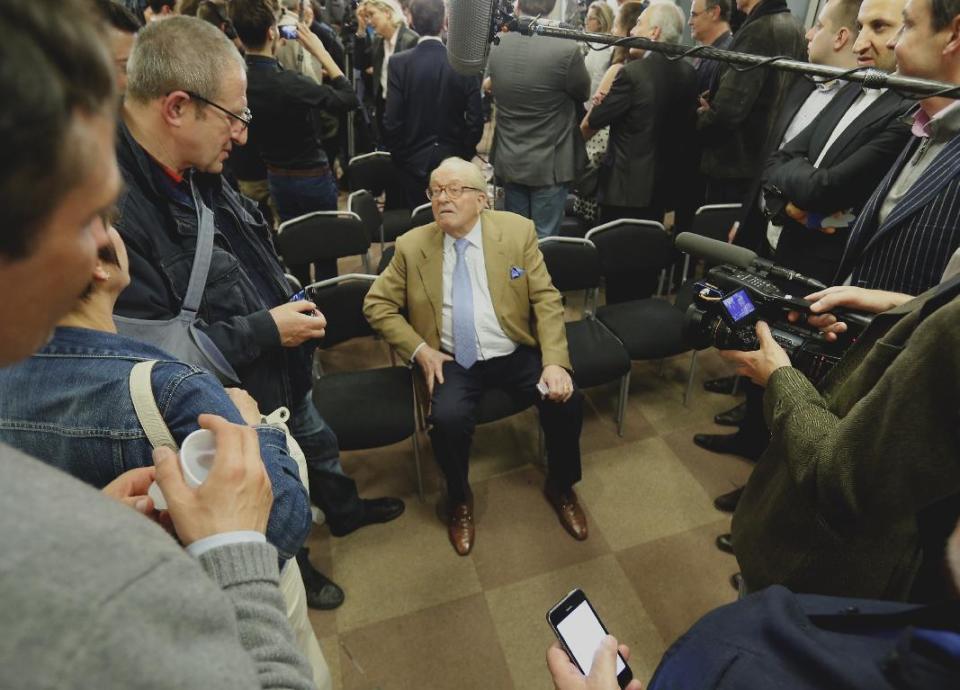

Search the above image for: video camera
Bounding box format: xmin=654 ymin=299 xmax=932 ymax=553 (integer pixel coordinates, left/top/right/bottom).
xmin=676 ymin=233 xmax=873 ymax=384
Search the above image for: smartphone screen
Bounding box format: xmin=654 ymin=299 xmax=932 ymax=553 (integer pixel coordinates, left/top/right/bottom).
xmin=548 ymin=589 xmax=632 ymax=687
xmin=279 ymin=24 xmax=298 ymax=40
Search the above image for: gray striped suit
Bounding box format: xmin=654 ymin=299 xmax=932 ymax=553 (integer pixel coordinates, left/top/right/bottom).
xmin=837 ymin=134 xmax=960 ymax=295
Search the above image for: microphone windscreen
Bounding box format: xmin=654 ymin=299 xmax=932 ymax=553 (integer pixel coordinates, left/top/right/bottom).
xmin=675 ymin=232 xmax=757 ymax=269
xmin=446 ymin=0 xmax=498 ymax=76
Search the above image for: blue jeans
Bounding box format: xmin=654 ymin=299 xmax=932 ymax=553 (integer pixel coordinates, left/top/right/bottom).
xmin=504 ymin=182 xmax=568 ymax=238
xmin=287 ymin=391 xmax=365 ymax=528
xmin=268 ymin=168 xmax=340 ymax=281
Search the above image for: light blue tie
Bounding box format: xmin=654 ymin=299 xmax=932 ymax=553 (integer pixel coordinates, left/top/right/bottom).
xmin=452 ymin=238 xmax=478 ymax=369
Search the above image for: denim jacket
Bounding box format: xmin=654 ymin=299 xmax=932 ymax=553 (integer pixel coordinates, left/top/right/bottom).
xmin=0 ymin=327 xmax=311 ymax=560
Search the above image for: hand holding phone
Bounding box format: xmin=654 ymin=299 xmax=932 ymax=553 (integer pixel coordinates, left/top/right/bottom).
xmin=278 ymin=23 xmax=298 ymax=40
xmin=547 ymin=589 xmax=634 ymax=689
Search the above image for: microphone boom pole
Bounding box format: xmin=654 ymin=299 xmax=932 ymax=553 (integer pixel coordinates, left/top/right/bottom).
xmin=510 ymin=20 xmax=960 ymax=100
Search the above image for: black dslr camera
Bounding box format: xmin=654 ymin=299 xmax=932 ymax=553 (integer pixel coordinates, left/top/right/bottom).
xmin=683 ymin=264 xmax=869 ymax=385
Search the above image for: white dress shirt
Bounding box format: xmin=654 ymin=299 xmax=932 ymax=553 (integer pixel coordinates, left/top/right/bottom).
xmin=440 ymin=219 xmax=517 ymax=361
xmin=380 ymin=29 xmax=399 ymax=97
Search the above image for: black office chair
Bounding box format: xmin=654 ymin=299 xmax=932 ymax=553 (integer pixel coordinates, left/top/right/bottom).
xmin=586 ymin=219 xmax=698 ymax=405
xmin=275 ymin=210 xmax=372 ymax=287
xmin=681 ymin=203 xmax=743 ymax=282
xmin=539 ymin=237 xmax=631 ymax=435
xmin=410 ymin=202 xmax=433 ymax=228
xmin=347 ymin=153 xmax=413 ymax=241
xmin=348 ymin=189 xmax=384 ymax=247
xmin=305 ymin=274 xmax=426 ymax=499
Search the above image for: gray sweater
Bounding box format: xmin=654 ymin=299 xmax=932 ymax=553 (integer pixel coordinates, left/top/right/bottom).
xmin=0 ymin=444 xmax=315 ymax=690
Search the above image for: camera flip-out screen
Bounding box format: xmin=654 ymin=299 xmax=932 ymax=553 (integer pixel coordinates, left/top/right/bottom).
xmin=722 ymin=289 xmax=756 ymax=323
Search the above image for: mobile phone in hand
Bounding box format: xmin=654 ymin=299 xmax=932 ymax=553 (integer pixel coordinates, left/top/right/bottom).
xmin=279 ymin=24 xmax=298 ymax=40
xmin=547 ymin=588 xmax=633 ymax=688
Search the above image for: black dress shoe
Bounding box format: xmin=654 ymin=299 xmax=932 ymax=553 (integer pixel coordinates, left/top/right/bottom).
xmin=715 ymin=533 xmax=734 ymax=554
xmin=296 ymin=548 xmax=345 ymax=610
xmin=693 ymin=432 xmax=764 ymax=461
xmin=328 ymin=497 xmax=406 ymax=537
xmin=714 ymin=402 xmax=747 ymax=427
xmin=704 ymin=375 xmax=740 ymax=395
xmin=713 ymin=486 xmax=744 ymax=513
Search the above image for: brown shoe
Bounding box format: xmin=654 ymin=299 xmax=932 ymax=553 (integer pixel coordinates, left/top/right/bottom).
xmin=544 ymin=484 xmax=588 ymax=541
xmin=447 ymin=502 xmax=475 ymax=556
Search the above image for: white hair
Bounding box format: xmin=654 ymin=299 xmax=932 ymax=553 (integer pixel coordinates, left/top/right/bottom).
xmin=645 ymin=1 xmax=685 ymax=43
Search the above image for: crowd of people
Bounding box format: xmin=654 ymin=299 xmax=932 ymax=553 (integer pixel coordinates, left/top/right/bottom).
xmin=1 ymin=0 xmax=959 ymax=688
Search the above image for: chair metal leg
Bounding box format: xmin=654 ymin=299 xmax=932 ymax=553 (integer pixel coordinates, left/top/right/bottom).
xmin=657 ymin=268 xmax=666 ymax=296
xmin=616 ymin=371 xmax=630 ymax=437
xmin=412 ymin=426 xmax=424 ymax=502
xmin=683 ymin=350 xmax=698 ymax=407
xmin=682 ymin=255 xmax=690 ymax=285
xmin=362 ymin=251 xmax=372 ymax=274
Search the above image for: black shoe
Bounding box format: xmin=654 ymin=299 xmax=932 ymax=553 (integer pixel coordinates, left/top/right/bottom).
xmin=704 ymin=375 xmax=740 ymax=395
xmin=714 ymin=402 xmax=747 ymax=427
xmin=715 ymin=533 xmax=734 ymax=555
xmin=693 ymin=432 xmax=764 ymax=461
xmin=713 ymin=486 xmax=744 ymax=513
xmin=328 ymin=496 xmax=406 ymax=537
xmin=296 ymin=548 xmax=345 ymax=610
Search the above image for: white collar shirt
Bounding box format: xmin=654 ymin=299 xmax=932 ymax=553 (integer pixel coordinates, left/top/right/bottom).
xmin=380 ymin=29 xmax=399 ymax=96
xmin=441 ymin=218 xmax=517 ymax=360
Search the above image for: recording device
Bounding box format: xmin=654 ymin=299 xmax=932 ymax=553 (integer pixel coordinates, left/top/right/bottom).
xmin=446 ymin=0 xmax=514 ymax=75
xmin=547 ymin=589 xmax=633 ymax=688
xmin=279 ymin=24 xmax=299 ymax=40
xmin=676 ymin=233 xmax=873 ymax=384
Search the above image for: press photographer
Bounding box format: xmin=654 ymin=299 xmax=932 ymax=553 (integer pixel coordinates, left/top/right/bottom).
xmin=706 ymin=263 xmax=960 ymax=601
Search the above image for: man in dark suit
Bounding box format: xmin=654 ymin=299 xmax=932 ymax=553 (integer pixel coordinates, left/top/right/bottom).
xmin=582 ymin=2 xmax=698 ymax=224
xmin=837 ymin=0 xmax=960 ymax=296
xmin=383 ymin=0 xmax=483 ymax=210
xmin=761 ymin=0 xmax=913 ymax=284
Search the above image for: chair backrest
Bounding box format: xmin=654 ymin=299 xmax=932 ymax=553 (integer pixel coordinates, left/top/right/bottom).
xmin=690 ymin=204 xmax=742 ymax=243
xmin=538 ymin=237 xmax=601 ymax=294
xmin=275 ymin=211 xmax=370 ymax=265
xmin=377 ymin=245 xmax=396 ymax=274
xmin=305 ymin=273 xmax=377 ymax=347
xmin=349 ymin=190 xmax=383 ymax=245
xmin=410 ymin=202 xmax=433 ymax=228
xmin=585 ymin=219 xmax=673 ymax=303
xmin=347 ymin=151 xmax=394 ymax=195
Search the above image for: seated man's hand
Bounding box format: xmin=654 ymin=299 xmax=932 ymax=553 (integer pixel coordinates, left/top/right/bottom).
xmin=718 ymin=321 xmax=791 ymax=387
xmin=414 ymin=344 xmax=453 ymax=396
xmin=102 ymin=466 xmax=157 ymax=516
xmin=787 ymin=286 xmax=911 ymax=342
xmin=540 ymin=364 xmax=574 ymax=403
xmin=269 ymin=301 xmax=327 ymax=347
xmin=154 ymin=414 xmax=273 ymax=547
xmin=546 ymin=635 xmax=642 ymax=690
xmin=225 ymin=387 xmax=263 ymax=426
xmin=784 ymin=201 xmax=808 ymax=226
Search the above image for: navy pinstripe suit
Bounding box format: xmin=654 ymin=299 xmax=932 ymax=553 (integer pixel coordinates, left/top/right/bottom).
xmin=836 ymin=133 xmax=960 ymax=295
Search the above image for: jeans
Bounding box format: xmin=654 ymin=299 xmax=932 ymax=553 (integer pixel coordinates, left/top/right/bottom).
xmin=268 ymin=168 xmax=340 ymax=281
xmin=287 ymin=391 xmax=365 ymax=529
xmin=504 ymin=182 xmax=568 ymax=238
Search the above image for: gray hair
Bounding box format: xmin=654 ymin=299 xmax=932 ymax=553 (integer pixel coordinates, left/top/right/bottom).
xmin=431 ymin=157 xmax=488 ymax=192
xmin=645 ymin=2 xmax=685 ymax=44
xmin=126 ymin=15 xmax=246 ymax=103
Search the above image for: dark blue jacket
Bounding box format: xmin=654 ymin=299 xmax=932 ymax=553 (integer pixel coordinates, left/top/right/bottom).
xmin=113 ymin=119 xmax=313 ymax=414
xmin=650 ymin=586 xmax=960 ymax=689
xmin=383 ymin=38 xmax=483 ymax=178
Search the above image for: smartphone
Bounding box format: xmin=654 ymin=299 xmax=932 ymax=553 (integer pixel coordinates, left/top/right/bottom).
xmin=278 ymin=24 xmax=298 ymax=40
xmin=547 ymin=589 xmax=633 ymax=688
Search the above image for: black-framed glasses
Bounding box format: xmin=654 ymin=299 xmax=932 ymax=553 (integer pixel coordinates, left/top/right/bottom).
xmin=425 ymin=183 xmax=484 ymax=200
xmin=185 ymin=91 xmax=253 ymax=130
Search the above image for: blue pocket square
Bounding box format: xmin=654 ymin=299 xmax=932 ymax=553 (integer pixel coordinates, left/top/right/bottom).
xmin=510 ymin=266 xmax=525 ymax=279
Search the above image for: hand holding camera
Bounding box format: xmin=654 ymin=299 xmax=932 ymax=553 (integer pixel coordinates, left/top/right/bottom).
xmin=270 ymin=299 xmax=328 ymax=346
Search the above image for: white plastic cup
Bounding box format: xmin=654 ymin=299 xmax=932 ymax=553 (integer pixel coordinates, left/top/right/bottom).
xmin=147 ymin=429 xmax=217 ymax=510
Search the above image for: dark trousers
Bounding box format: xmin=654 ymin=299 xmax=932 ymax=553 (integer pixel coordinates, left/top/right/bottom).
xmin=428 ymin=346 xmax=583 ymax=504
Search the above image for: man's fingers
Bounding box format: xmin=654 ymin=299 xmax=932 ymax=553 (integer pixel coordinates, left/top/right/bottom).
xmin=618 ymin=643 xmax=631 ymax=661
xmin=588 ymin=635 xmax=618 ymax=681
xmin=434 ymin=361 xmax=445 ymax=386
xmin=546 ymin=641 xmax=580 ymax=683
xmin=755 ymin=320 xmax=775 ymax=347
xmin=153 ymin=446 xmax=188 ymax=501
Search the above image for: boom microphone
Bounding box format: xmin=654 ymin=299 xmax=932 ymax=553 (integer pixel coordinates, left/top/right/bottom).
xmin=675 ymin=233 xmax=827 ymax=290
xmin=446 ymin=0 xmax=499 ymax=76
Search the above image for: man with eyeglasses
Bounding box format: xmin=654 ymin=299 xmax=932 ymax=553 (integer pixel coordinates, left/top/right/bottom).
xmin=689 ymin=0 xmax=733 ymax=97
xmin=365 ymin=157 xmax=588 ymax=556
xmin=114 ymin=16 xmax=405 ymax=608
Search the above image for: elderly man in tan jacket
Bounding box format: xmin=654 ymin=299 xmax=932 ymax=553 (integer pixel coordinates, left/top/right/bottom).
xmin=364 ymin=157 xmax=587 ymax=555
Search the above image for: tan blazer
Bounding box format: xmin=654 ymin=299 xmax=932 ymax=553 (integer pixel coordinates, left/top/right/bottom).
xmin=364 ymin=210 xmax=571 ymax=370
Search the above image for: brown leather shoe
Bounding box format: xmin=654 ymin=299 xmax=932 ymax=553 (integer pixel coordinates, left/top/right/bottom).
xmin=447 ymin=502 xmax=475 ymax=556
xmin=544 ymin=484 xmax=588 ymax=541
